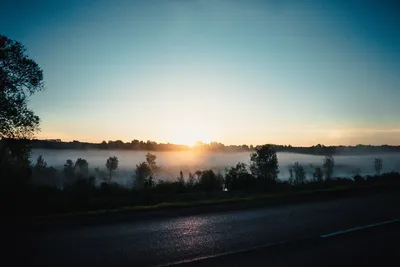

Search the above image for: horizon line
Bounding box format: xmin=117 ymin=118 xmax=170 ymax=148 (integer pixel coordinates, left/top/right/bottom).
xmin=31 ymin=138 xmax=400 ymax=148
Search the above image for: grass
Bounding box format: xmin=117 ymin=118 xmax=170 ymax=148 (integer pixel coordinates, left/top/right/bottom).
xmin=32 ymin=183 xmax=398 ymax=224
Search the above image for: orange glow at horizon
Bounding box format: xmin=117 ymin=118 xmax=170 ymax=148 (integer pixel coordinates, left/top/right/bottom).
xmin=164 ymin=122 xmax=214 ymax=147
xmin=35 ymin=126 xmax=400 ymax=147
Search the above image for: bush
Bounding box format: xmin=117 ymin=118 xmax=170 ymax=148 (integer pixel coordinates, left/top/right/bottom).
xmin=65 ymin=176 xmax=96 ymax=209
xmin=152 ymin=180 xmax=185 ymax=195
xmin=353 ymin=174 xmax=364 ymax=184
xmin=225 ymin=162 xmax=256 ymax=191
xmin=198 ymin=170 xmax=223 ymax=192
xmin=99 ymin=181 xmax=126 ymax=196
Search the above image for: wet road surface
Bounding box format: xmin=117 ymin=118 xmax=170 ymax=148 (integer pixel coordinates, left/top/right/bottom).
xmin=179 ymin=220 xmax=400 ymax=267
xmin=10 ymin=193 xmax=400 ymax=267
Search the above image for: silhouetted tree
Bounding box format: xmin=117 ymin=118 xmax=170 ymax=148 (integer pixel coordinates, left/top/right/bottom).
xmin=323 ymin=156 xmax=334 ymax=180
xmin=31 ymin=155 xmax=58 ymax=186
xmin=177 ymin=171 xmax=185 ymax=184
xmin=75 ymin=158 xmax=89 ymax=178
xmin=134 ymin=153 xmax=159 ymax=189
xmin=144 ymin=175 xmax=154 ymax=189
xmin=94 ymin=167 xmax=107 ymax=182
xmin=353 ymin=174 xmax=364 ymax=183
xmin=64 ymin=159 xmax=75 ymax=180
xmin=250 ymin=144 xmax=279 ymax=188
xmin=0 ymin=35 xmax=44 ymax=180
xmin=146 ymin=153 xmax=158 ymax=173
xmin=291 ymin=162 xmax=306 ymax=185
xmin=313 ymin=167 xmax=324 ymax=182
xmin=34 ymin=155 xmax=47 ymax=170
xmin=225 ymin=162 xmax=255 ymax=191
xmin=0 ymin=35 xmax=44 ymax=140
xmin=172 ymin=171 xmax=186 ymax=192
xmin=288 ymin=167 xmax=294 ymax=184
xmin=198 ymin=169 xmax=223 ymax=192
xmin=105 ymin=156 xmax=119 ymax=183
xmin=135 ymin=162 xmax=151 ymax=189
xmin=374 ymin=158 xmax=383 ymax=176
xmin=195 ymin=170 xmax=203 ymax=180
xmin=187 ymin=172 xmax=196 ymax=188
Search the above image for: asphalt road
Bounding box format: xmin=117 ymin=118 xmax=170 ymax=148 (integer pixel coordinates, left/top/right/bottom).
xmin=179 ymin=220 xmax=400 ymax=267
xmin=9 ymin=193 xmax=400 ymax=267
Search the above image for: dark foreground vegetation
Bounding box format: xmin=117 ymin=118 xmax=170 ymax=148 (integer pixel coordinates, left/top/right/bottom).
xmin=2 ymin=140 xmax=400 ymax=219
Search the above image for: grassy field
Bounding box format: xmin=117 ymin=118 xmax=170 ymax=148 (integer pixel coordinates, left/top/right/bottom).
xmin=29 ymin=183 xmax=400 ymax=228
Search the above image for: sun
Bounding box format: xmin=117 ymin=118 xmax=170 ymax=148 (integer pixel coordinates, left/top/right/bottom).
xmin=171 ymin=130 xmax=211 ymax=147
xmin=168 ymin=123 xmax=213 ymax=146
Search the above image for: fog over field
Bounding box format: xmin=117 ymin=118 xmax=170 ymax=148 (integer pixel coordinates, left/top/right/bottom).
xmin=31 ymin=149 xmax=400 ymax=187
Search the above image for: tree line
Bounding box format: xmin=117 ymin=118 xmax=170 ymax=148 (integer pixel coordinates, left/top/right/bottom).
xmin=30 ymin=139 xmax=400 ymax=155
xmin=32 ymin=144 xmax=391 ymax=193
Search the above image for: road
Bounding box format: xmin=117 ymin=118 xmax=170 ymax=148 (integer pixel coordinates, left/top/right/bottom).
xmin=8 ymin=193 xmax=400 ymax=267
xmin=180 ymin=220 xmax=400 ymax=267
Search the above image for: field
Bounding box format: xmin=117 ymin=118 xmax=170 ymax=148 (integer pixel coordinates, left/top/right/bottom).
xmin=32 ymin=149 xmax=400 ymax=186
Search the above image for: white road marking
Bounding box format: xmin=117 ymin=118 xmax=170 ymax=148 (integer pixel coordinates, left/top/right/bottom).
xmin=320 ymin=219 xmax=400 ymax=238
xmin=159 ymin=239 xmax=298 ymax=267
xmin=161 ymin=218 xmax=400 ymax=266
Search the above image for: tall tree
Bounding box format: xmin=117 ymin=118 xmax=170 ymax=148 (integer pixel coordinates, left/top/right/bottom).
xmin=0 ymin=35 xmax=44 ymax=177
xmin=288 ymin=167 xmax=294 ymax=184
xmin=225 ymin=162 xmax=254 ymax=191
xmin=291 ymin=162 xmax=306 ymax=185
xmin=374 ymin=158 xmax=383 ymax=176
xmin=250 ymin=144 xmax=279 ymax=186
xmin=323 ymin=156 xmax=335 ymax=180
xmin=177 ymin=170 xmax=185 ymax=184
xmin=134 ymin=153 xmax=158 ymax=189
xmin=105 ymin=156 xmax=119 ymax=183
xmin=313 ymin=167 xmax=324 ymax=182
xmin=0 ymin=35 xmax=44 ymax=139
xmin=146 ymin=152 xmax=158 ymax=173
xmin=75 ymin=158 xmax=89 ymax=178
xmin=34 ymin=155 xmax=47 ymax=170
xmin=135 ymin=162 xmax=151 ymax=189
xmin=63 ymin=159 xmax=75 ymax=180
xmin=187 ymin=172 xmax=196 ymax=188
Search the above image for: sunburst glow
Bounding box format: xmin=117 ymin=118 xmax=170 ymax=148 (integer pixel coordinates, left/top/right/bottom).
xmin=168 ymin=122 xmax=213 ymax=146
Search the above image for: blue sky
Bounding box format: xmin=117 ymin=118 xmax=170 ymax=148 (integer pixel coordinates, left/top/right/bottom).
xmin=1 ymin=0 xmax=399 ymax=145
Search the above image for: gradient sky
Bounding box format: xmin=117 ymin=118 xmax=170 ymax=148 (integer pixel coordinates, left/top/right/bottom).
xmin=1 ymin=0 xmax=399 ymax=146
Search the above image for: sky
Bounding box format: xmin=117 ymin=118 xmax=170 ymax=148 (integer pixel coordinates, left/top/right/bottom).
xmin=1 ymin=0 xmax=399 ymax=146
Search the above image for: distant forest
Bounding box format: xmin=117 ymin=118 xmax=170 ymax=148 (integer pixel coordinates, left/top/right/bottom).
xmin=30 ymin=139 xmax=400 ymax=155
